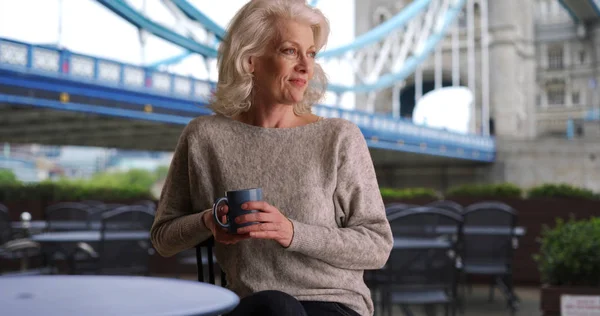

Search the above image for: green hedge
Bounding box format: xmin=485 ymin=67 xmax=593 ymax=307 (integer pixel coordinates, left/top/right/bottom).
xmin=0 ymin=182 xmax=153 ymax=201
xmin=2 ymin=166 xmax=600 ymax=202
xmin=527 ymin=183 xmax=598 ymax=200
xmin=445 ymin=183 xmax=523 ymax=198
xmin=380 ymin=187 xmax=439 ymax=200
xmin=0 ymin=169 xmax=160 ymax=201
xmin=0 ymin=169 xmax=19 ymax=185
xmin=534 ymin=217 xmax=600 ymax=287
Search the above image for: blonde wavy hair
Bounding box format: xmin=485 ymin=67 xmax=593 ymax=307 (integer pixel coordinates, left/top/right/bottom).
xmin=210 ymin=0 xmax=330 ymax=117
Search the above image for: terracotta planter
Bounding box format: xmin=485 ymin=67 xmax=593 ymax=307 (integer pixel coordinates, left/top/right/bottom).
xmin=540 ymin=285 xmax=600 ymax=316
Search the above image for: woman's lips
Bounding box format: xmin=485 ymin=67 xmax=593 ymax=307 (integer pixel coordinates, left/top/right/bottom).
xmin=289 ymin=79 xmax=307 ymax=87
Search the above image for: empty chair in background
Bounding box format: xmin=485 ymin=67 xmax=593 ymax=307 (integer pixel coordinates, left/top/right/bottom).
xmin=461 ymin=201 xmax=519 ymax=314
xmin=382 ymin=206 xmax=463 ymax=316
xmin=133 ymin=200 xmax=157 ymax=212
xmin=385 ymin=203 xmax=420 ymax=217
xmin=87 ymin=204 xmax=127 ymax=222
xmin=0 ymin=203 xmax=52 ymax=276
xmin=72 ymin=206 xmax=155 ymax=275
xmin=79 ymin=200 xmax=105 ymax=208
xmin=44 ymin=202 xmax=94 ymax=231
xmin=426 ymin=200 xmax=464 ymax=214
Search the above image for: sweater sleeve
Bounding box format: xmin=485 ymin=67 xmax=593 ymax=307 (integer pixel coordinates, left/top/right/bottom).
xmin=286 ymin=123 xmax=393 ymax=270
xmin=150 ymin=123 xmax=213 ymax=257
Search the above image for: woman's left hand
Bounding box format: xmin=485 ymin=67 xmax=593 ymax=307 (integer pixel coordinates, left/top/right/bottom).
xmin=235 ymin=201 xmax=294 ymax=248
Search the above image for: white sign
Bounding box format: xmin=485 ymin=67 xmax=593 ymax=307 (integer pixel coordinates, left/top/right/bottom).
xmin=561 ymin=295 xmax=600 ymax=316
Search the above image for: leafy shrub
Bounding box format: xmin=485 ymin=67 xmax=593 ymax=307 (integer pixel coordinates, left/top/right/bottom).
xmin=527 ymin=183 xmax=598 ymax=200
xmin=0 ymin=169 xmax=157 ymax=201
xmin=445 ymin=183 xmax=522 ymax=198
xmin=0 ymin=169 xmax=19 ymax=185
xmin=534 ymin=217 xmax=600 ymax=287
xmin=380 ymin=187 xmax=439 ymax=199
xmin=154 ymin=166 xmax=169 ymax=180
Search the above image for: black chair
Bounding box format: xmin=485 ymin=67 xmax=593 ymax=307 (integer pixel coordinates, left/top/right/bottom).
xmin=195 ymin=237 xmax=226 ymax=286
xmin=461 ymin=201 xmax=519 ymax=314
xmin=383 ymin=207 xmax=463 ymax=316
xmin=44 ymin=202 xmax=98 ymax=271
xmin=102 ymin=206 xmax=155 ymax=275
xmin=426 ymin=200 xmax=464 ymax=214
xmin=44 ymin=202 xmax=93 ymax=231
xmin=80 ymin=200 xmax=105 ymax=208
xmin=133 ymin=200 xmax=157 ymax=212
xmin=0 ymin=203 xmax=53 ymax=276
xmin=385 ymin=203 xmax=420 ymax=218
xmin=87 ymin=203 xmax=127 ymax=222
xmin=0 ymin=203 xmax=12 ymax=244
xmin=71 ymin=206 xmax=155 ymax=275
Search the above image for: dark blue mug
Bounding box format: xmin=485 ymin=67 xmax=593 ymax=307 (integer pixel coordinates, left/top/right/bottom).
xmin=212 ymin=188 xmax=262 ymax=234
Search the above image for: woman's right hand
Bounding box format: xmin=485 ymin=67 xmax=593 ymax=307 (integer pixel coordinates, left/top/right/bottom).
xmin=203 ymin=205 xmax=250 ymax=245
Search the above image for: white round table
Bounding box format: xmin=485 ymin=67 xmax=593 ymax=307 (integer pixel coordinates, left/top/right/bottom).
xmin=0 ymin=275 xmax=239 ymax=316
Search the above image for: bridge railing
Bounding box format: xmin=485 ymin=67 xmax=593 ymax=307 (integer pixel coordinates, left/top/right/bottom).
xmin=313 ymin=106 xmax=494 ymax=152
xmin=0 ymin=37 xmax=495 ymax=157
xmin=0 ymin=37 xmax=215 ymax=101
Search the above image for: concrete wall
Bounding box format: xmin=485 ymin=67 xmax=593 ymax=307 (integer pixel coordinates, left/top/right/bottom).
xmin=375 ymin=138 xmax=600 ymax=192
xmin=492 ymin=138 xmax=600 ymax=191
xmin=374 ymin=164 xmax=494 ymax=192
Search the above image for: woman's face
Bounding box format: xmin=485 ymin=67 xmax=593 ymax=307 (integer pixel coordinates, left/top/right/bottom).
xmin=251 ymin=20 xmax=316 ymax=106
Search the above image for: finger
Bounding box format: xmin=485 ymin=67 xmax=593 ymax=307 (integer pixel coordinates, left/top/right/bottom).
xmin=235 ymin=212 xmax=273 ymax=224
xmin=237 ymin=223 xmax=279 ymax=234
xmin=248 ymin=230 xmax=280 ymax=240
xmin=217 ymin=205 xmax=229 ymax=217
xmin=242 ymin=201 xmax=272 ymax=212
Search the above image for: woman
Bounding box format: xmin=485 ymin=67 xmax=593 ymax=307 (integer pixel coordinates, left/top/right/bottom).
xmin=150 ymin=0 xmax=393 ymax=315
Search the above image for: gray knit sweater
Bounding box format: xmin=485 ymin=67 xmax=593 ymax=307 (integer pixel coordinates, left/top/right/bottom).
xmin=151 ymin=114 xmax=393 ymax=316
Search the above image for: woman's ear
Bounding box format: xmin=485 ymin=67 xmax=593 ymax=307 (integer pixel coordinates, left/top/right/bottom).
xmin=248 ymin=56 xmax=255 ymax=73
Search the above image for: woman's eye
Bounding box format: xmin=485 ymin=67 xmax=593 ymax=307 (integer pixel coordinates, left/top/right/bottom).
xmin=284 ymin=48 xmax=296 ymax=55
xmin=308 ymin=52 xmax=316 ymax=58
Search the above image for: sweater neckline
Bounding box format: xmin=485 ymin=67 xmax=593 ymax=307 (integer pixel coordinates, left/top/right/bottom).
xmin=216 ymin=114 xmax=328 ymax=133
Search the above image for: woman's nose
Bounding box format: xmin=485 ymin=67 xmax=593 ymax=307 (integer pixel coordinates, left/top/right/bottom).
xmin=295 ymin=55 xmax=310 ymax=73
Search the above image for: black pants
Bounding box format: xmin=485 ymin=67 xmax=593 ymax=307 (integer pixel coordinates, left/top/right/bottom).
xmin=225 ymin=290 xmax=361 ymax=316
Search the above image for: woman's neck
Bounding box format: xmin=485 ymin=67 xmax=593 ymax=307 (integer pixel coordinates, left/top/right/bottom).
xmin=235 ymin=104 xmax=318 ymax=128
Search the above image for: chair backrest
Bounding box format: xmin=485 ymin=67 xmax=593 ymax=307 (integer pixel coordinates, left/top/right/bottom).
xmin=196 ymin=237 xmax=226 ymax=286
xmin=100 ymin=205 xmax=154 ymax=230
xmin=87 ymin=204 xmax=126 ymax=221
xmin=386 ymin=207 xmax=463 ymax=292
xmin=385 ymin=203 xmax=420 ymax=218
xmin=0 ymin=203 xmax=12 ymax=245
xmin=462 ymin=201 xmax=517 ymax=266
xmin=80 ymin=200 xmax=105 ymax=207
xmin=44 ymin=202 xmax=93 ymax=231
xmin=98 ymin=207 xmax=155 ymax=275
xmin=426 ymin=200 xmax=464 ymax=213
xmin=133 ymin=200 xmax=156 ymax=212
xmin=388 ymin=206 xmax=463 ymax=238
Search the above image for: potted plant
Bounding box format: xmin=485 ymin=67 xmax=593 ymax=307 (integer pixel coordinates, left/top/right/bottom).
xmin=534 ymin=217 xmax=600 ymax=316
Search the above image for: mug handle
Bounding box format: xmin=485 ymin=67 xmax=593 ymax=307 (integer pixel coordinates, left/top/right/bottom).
xmin=212 ymin=197 xmax=230 ymax=229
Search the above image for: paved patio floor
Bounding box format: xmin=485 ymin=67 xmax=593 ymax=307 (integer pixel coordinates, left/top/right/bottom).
xmin=381 ymin=285 xmax=540 ymax=316
xmin=166 ymin=275 xmax=541 ymax=316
